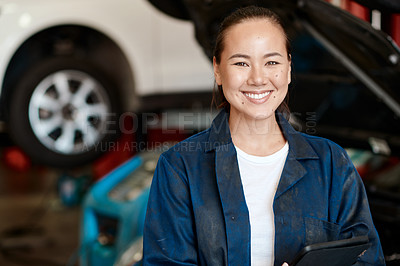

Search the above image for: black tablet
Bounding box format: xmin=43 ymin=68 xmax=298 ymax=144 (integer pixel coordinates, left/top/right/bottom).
xmin=290 ymin=235 xmax=371 ymax=266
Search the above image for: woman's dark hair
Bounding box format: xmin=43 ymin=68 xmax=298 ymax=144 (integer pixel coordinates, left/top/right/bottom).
xmin=212 ymin=5 xmax=291 ymax=117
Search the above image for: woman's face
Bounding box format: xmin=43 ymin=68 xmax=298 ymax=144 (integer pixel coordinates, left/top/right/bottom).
xmin=213 ymin=19 xmax=291 ymax=121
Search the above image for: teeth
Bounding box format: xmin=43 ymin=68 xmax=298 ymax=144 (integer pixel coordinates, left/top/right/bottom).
xmin=244 ymin=91 xmax=271 ymax=99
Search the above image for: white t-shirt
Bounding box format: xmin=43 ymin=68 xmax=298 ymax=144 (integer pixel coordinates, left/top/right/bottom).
xmin=235 ymin=142 xmax=289 ymax=266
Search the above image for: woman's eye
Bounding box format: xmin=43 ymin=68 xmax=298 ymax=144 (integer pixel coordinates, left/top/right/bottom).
xmin=266 ymin=61 xmax=279 ymax=66
xmin=234 ymin=62 xmax=248 ymax=67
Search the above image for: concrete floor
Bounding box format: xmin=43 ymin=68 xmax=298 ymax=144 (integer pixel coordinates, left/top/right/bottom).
xmin=0 ymin=135 xmax=83 ymax=266
xmin=0 ymin=194 xmax=81 ymax=266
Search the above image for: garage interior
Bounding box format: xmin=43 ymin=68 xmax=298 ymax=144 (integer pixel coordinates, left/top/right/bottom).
xmin=0 ymin=0 xmax=399 ymax=265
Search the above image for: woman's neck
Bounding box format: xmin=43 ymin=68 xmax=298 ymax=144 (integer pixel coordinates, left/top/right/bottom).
xmin=229 ymin=110 xmax=286 ymax=156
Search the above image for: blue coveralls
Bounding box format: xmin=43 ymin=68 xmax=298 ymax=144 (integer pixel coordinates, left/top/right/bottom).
xmin=143 ymin=109 xmax=385 ymax=265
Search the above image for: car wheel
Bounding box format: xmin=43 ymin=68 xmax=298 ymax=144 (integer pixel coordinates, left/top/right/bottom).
xmin=9 ymin=57 xmax=120 ymax=167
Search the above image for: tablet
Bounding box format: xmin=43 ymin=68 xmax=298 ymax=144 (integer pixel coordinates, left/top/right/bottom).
xmin=290 ymin=235 xmax=371 ymax=266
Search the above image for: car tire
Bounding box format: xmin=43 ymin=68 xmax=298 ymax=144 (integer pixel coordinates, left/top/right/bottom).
xmin=9 ymin=57 xmax=120 ymax=168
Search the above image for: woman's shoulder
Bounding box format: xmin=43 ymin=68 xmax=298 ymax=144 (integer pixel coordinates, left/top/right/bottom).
xmin=161 ymin=127 xmax=214 ymax=159
xmin=297 ymin=131 xmax=350 ymax=159
xmin=154 ymin=127 xmax=217 ymax=176
xmin=295 ymin=132 xmax=360 ymax=183
xmin=279 ymin=113 xmax=349 ymax=160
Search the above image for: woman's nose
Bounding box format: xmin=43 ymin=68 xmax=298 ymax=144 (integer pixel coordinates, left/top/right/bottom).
xmin=248 ymin=66 xmax=267 ymax=86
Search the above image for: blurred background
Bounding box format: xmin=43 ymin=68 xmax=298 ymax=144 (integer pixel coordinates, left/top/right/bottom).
xmin=0 ymin=0 xmax=399 ymax=265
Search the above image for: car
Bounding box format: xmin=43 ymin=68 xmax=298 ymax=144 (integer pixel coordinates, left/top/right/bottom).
xmin=0 ymin=0 xmax=213 ymax=167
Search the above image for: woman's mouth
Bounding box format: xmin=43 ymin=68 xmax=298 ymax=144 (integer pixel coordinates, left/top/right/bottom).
xmin=244 ymin=91 xmax=271 ymax=99
xmin=242 ymin=91 xmax=272 ymax=104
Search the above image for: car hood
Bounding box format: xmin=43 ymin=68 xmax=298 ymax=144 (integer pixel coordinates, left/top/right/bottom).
xmin=152 ymin=0 xmax=400 ymax=156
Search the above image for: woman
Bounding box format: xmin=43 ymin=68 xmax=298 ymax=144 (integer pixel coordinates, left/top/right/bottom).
xmin=143 ymin=6 xmax=385 ymax=266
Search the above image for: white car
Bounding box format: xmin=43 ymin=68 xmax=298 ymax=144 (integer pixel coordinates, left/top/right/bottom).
xmin=0 ymin=0 xmax=213 ymax=167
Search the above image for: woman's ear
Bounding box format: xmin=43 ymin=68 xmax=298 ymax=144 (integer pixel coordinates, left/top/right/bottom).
xmin=213 ymin=56 xmax=222 ymax=85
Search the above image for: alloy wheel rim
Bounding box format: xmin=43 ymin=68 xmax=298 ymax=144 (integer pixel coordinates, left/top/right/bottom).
xmin=28 ymin=70 xmax=111 ymax=155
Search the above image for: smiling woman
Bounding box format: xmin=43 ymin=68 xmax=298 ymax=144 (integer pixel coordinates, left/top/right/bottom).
xmin=212 ymin=7 xmax=292 ymax=119
xmin=143 ymin=6 xmax=385 ymax=266
xmin=213 ymin=17 xmax=291 ymax=156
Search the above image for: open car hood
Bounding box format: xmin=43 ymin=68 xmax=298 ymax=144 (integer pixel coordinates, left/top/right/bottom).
xmin=150 ymin=0 xmax=400 ymax=156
